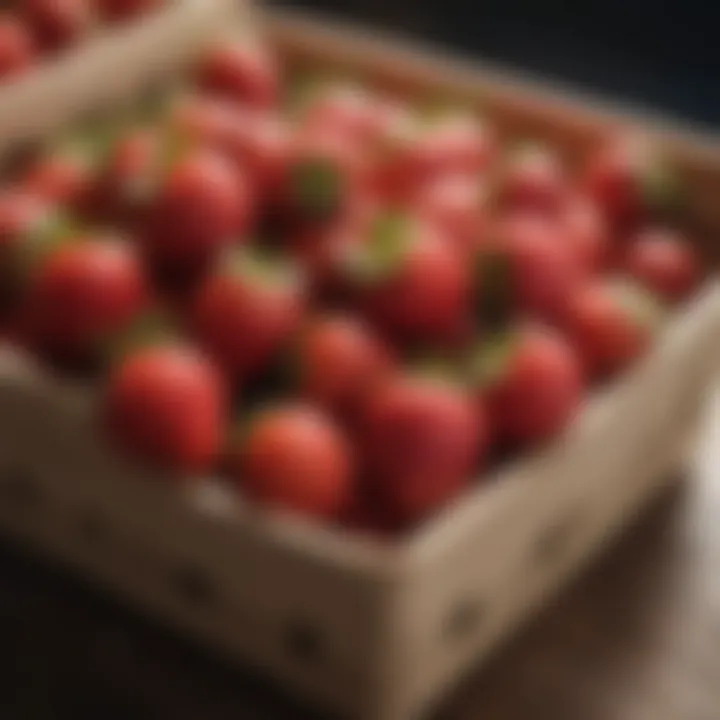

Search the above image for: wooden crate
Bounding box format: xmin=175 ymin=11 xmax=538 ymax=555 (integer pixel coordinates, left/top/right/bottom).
xmin=0 ymin=0 xmax=240 ymax=156
xmin=0 ymin=6 xmax=719 ymax=720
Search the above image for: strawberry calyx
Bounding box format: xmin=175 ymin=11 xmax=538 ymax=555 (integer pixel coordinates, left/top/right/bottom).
xmin=465 ymin=330 xmax=519 ymax=391
xmin=409 ymin=353 xmax=468 ymax=389
xmin=226 ymin=245 xmax=306 ymax=292
xmin=288 ymin=155 xmax=345 ymax=223
xmin=342 ymin=210 xmax=412 ymax=285
xmin=16 ymin=208 xmax=82 ymax=282
xmin=103 ymin=305 xmax=180 ymax=368
xmin=640 ymin=155 xmax=682 ymax=218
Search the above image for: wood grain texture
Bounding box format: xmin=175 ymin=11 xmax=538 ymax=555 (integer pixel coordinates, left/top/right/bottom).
xmin=1 ymin=392 xmax=720 ymax=720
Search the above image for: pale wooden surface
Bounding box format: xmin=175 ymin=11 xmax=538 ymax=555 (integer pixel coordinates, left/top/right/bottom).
xmin=1 ymin=387 xmax=719 ymax=720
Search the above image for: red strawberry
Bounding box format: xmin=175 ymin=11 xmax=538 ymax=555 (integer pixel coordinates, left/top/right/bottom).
xmin=220 ymin=109 xmax=291 ymax=197
xmin=141 ymin=146 xmax=253 ymax=284
xmin=94 ymin=0 xmax=160 ymax=22
xmin=624 ymin=227 xmax=699 ymax=301
xmin=20 ymin=146 xmax=95 ymax=212
xmin=475 ymin=326 xmax=583 ymax=446
xmin=0 ymin=15 xmax=35 ymax=80
xmin=0 ymin=190 xmax=54 ymax=317
xmin=300 ymin=82 xmax=392 ymax=147
xmin=584 ymin=134 xmax=676 ymax=231
xmin=563 ymin=278 xmax=662 ymax=378
xmin=104 ymin=343 xmax=226 ymax=474
xmin=86 ymin=126 xmax=160 ymax=226
xmin=374 ymin=111 xmax=494 ymax=200
xmin=489 ymin=212 xmax=584 ymax=322
xmin=192 ymin=248 xmax=307 ymax=383
xmin=26 ymin=234 xmax=147 ymax=362
xmin=227 ymin=404 xmax=354 ymax=520
xmin=498 ymin=143 xmax=567 ymax=215
xmin=21 ymin=0 xmax=92 ymax=53
xmin=416 ymin=174 xmax=488 ymax=257
xmin=346 ymin=212 xmax=471 ymax=345
xmin=171 ymin=98 xmax=290 ymax=199
xmin=169 ymin=95 xmax=241 ymax=145
xmin=559 ymin=193 xmax=609 ymax=275
xmin=291 ymin=194 xmax=377 ymax=298
xmin=197 ymin=42 xmax=279 ymax=109
xmin=361 ymin=373 xmax=486 ymax=525
xmin=295 ymin=314 xmax=395 ymax=421
xmin=413 ymin=111 xmax=495 ymax=179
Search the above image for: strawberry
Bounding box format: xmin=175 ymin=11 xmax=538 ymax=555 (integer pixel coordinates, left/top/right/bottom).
xmin=21 ymin=0 xmax=93 ymax=54
xmin=563 ymin=278 xmax=663 ymax=378
xmin=361 ymin=372 xmax=486 ymax=525
xmin=559 ymin=193 xmax=609 ymax=275
xmin=86 ymin=126 xmax=163 ymax=226
xmin=473 ymin=326 xmax=584 ymax=446
xmin=20 ymin=145 xmax=96 ymax=213
xmin=345 ymin=211 xmax=471 ymax=346
xmin=25 ymin=233 xmax=148 ymax=364
xmin=0 ymin=190 xmax=55 ymax=318
xmin=197 ymin=42 xmax=279 ymax=109
xmin=298 ymin=81 xmax=397 ymax=149
xmin=295 ymin=314 xmax=395 ymax=421
xmin=373 ymin=110 xmax=493 ymax=200
xmin=103 ymin=343 xmax=226 ymax=474
xmin=0 ymin=15 xmax=35 ymax=80
xmin=141 ymin=145 xmax=253 ymax=285
xmin=192 ymin=248 xmax=307 ymax=384
xmin=415 ymin=173 xmax=488 ymax=257
xmin=227 ymin=403 xmax=354 ymax=520
xmin=291 ymin=194 xmax=377 ymax=298
xmin=497 ymin=143 xmax=567 ymax=216
xmin=624 ymin=227 xmax=699 ymax=301
xmin=584 ymin=133 xmax=677 ymax=231
xmin=412 ymin=111 xmax=495 ymax=180
xmin=487 ymin=212 xmax=584 ymax=322
xmin=169 ymin=95 xmax=241 ymax=146
xmin=219 ymin=109 xmax=291 ymax=198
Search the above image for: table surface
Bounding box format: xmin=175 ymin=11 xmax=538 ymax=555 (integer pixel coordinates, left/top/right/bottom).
xmin=2 ymin=389 xmax=720 ymax=720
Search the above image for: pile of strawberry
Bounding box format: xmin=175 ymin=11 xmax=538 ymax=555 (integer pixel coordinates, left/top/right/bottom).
xmin=0 ymin=0 xmax=163 ymax=81
xmin=0 ymin=39 xmax=702 ymax=534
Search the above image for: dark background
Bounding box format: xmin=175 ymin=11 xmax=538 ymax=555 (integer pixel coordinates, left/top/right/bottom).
xmin=274 ymin=0 xmax=720 ymax=130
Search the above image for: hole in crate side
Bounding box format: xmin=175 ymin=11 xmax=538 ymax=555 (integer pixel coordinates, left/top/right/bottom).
xmin=0 ymin=465 xmax=44 ymax=511
xmin=170 ymin=563 xmax=219 ymax=609
xmin=282 ymin=620 xmax=325 ymax=665
xmin=532 ymin=511 xmax=581 ymax=568
xmin=443 ymin=597 xmax=487 ymax=644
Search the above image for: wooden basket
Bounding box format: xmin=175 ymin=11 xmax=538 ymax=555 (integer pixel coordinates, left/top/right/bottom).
xmin=0 ymin=6 xmax=719 ymax=720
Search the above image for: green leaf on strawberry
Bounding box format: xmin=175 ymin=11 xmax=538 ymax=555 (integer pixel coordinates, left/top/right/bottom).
xmin=343 ymin=211 xmax=411 ymax=285
xmin=466 ymin=331 xmax=518 ymax=390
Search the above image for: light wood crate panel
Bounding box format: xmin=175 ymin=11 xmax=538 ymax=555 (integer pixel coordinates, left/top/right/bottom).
xmin=0 ymin=0 xmax=244 ymax=159
xmin=0 ymin=6 xmax=719 ymax=720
